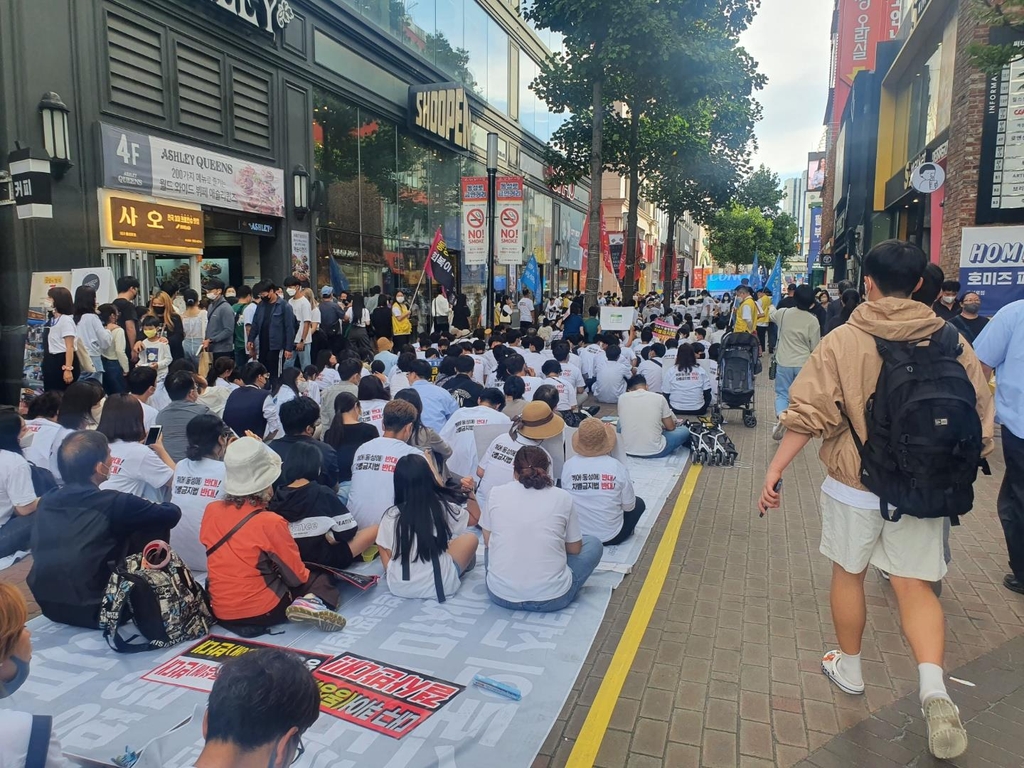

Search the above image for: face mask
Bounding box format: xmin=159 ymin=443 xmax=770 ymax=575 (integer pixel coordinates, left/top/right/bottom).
xmin=395 ymin=295 xmax=405 ymax=304
xmin=152 ymin=305 xmax=165 ymax=312
xmin=286 ymin=288 xmax=297 ymax=297
xmin=225 ymin=292 xmax=236 ymax=300
xmin=298 ymin=380 xmax=310 ymax=395
xmin=206 ymin=292 xmax=219 ymax=301
xmin=91 ymin=402 xmax=104 ymax=423
xmin=942 ymin=295 xmax=956 ymax=305
xmin=962 ymin=303 xmax=981 ymax=314
xmin=144 ymin=328 xmax=158 ymax=339
xmin=0 ymin=655 xmax=30 ymax=699
xmin=97 ymin=461 xmax=112 ymax=481
xmin=43 ymin=299 xmax=54 ymax=311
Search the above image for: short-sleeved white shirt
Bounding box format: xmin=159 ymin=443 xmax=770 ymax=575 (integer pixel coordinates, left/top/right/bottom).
xmin=559 ymin=362 xmax=585 ymax=392
xmin=347 ymin=438 xmax=424 ymax=528
xmin=100 ymin=440 xmax=174 ymax=502
xmin=0 ymin=450 xmax=36 ymax=528
xmin=290 ymin=296 xmax=312 ymax=343
xmin=376 ymin=504 xmax=463 ymax=600
xmin=561 ymin=454 xmax=637 ymax=542
xmin=617 ymin=389 xmax=674 ymax=457
xmin=47 ymin=314 xmax=77 ymax=354
xmin=358 ymin=399 xmax=388 ymax=435
xmin=169 ymin=457 xmax=226 ymax=576
xmin=438 ymin=406 xmax=511 ymax=479
xmin=663 ymin=365 xmax=712 ymax=412
xmin=20 ymin=419 xmax=66 ymax=478
xmin=476 ymin=434 xmax=550 ymax=509
xmin=518 ymin=297 xmax=535 ymax=320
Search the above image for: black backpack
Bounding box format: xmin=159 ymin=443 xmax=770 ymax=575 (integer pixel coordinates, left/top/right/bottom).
xmin=847 ymin=323 xmax=988 ymax=524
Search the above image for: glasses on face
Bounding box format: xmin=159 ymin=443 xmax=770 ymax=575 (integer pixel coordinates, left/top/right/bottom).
xmin=290 ymin=736 xmax=305 ymax=765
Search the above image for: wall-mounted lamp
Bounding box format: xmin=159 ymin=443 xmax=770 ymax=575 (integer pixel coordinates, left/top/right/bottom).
xmin=38 ymin=92 xmax=72 ymax=179
xmin=293 ymin=164 xmax=310 ymax=220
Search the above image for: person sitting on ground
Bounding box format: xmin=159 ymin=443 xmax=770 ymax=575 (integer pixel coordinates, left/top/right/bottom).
xmin=269 ymin=397 xmax=339 ymax=489
xmin=482 ymin=446 xmax=602 ymax=613
xmin=374 ymin=337 xmax=399 ymax=376
xmin=320 ymin=357 xmax=363 ymax=429
xmin=97 ymin=394 xmax=176 ymax=502
xmin=213 ymin=356 xmax=241 ymax=390
xmin=127 ymin=365 xmax=160 ymax=431
xmin=503 ymin=352 xmax=546 ymax=399
xmin=438 ymin=387 xmax=511 ymax=479
xmin=346 ymin=400 xmax=427 ymax=529
xmin=376 ymin=454 xmax=480 ymax=601
xmin=155 ymin=370 xmax=212 ymax=462
xmin=20 ymin=391 xmax=64 ymax=480
xmin=57 ymin=380 xmax=104 ymax=433
xmin=223 ymin=362 xmax=277 ymax=440
xmin=0 ymin=412 xmax=40 ymax=559
xmin=269 ymin=442 xmax=378 ymax=569
xmin=189 ymin=648 xmax=320 ymax=768
xmin=563 ymin=419 xmax=645 ymax=546
xmin=540 ymin=359 xmax=589 ymax=426
xmin=636 ymin=344 xmax=666 ymax=394
xmin=388 ymin=351 xmax=416 ymax=396
xmin=0 ymin=583 xmax=69 ymax=767
xmin=315 ymin=349 xmax=340 ymax=387
xmin=441 ymin=354 xmax=483 ymax=407
xmin=618 ymin=374 xmax=690 ymax=458
xmin=200 ymin=437 xmax=346 ymax=632
xmin=552 ymin=342 xmax=586 ymax=406
xmin=393 ymin=388 xmax=457 ymax=481
xmin=322 ymin=393 xmax=379 ymax=504
xmin=501 ymin=371 xmax=528 ymax=421
xmin=28 ymin=430 xmax=181 ymax=628
xmin=662 ymin=343 xmax=712 ymax=416
xmin=593 ymin=344 xmax=632 ymax=404
xmin=476 ymin=401 xmax=563 ymax=511
xmin=356 ymin=373 xmax=390 ymax=435
xmin=406 ymin=358 xmax=459 ymax=431
xmin=169 ymin=413 xmax=229 ymax=578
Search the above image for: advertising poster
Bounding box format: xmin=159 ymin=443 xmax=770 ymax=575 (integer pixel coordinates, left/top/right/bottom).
xmin=71 ymin=267 xmax=116 ymax=304
xmin=495 ymin=176 xmax=524 ymax=265
xmin=977 ymin=27 xmax=1024 ymax=225
xmin=461 ymin=177 xmax=488 ymax=266
xmin=290 ymin=230 xmax=311 ymax=282
xmin=23 ymin=271 xmax=72 ymax=399
xmin=599 ymin=306 xmax=633 ymax=331
xmin=314 ymin=653 xmax=464 ymax=739
xmin=807 ymin=207 xmax=823 ymax=272
xmin=608 ymin=232 xmax=625 ymax=283
xmin=706 ymin=274 xmax=744 ymax=295
xmin=807 ymin=152 xmax=826 ymax=192
xmin=959 ymin=226 xmax=1024 ymax=314
xmin=143 ymin=636 xmax=332 ymax=694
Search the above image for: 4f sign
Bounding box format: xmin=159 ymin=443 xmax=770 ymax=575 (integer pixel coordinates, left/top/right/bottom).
xmin=495 ymin=176 xmax=524 ymax=265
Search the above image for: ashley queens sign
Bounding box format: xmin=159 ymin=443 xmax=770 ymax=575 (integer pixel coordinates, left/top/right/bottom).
xmin=409 ymin=84 xmax=472 ymax=152
xmin=194 ymin=0 xmax=295 ymax=34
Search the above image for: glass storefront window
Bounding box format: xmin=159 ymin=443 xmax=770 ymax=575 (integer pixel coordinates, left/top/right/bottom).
xmin=519 ymin=54 xmax=537 ymax=137
xmin=487 ymin=23 xmax=509 ymax=114
xmin=464 ymin=0 xmax=489 ymax=99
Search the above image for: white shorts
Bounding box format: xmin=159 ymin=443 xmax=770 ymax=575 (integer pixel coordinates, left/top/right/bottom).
xmin=818 ymin=491 xmax=947 ymax=582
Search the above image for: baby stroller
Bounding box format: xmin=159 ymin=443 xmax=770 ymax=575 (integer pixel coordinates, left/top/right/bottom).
xmin=686 ymin=420 xmax=738 ymax=466
xmin=713 ymin=332 xmax=760 ymax=428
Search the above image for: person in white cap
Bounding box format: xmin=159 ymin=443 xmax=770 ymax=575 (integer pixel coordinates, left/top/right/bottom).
xmin=200 ymin=436 xmax=347 ymax=632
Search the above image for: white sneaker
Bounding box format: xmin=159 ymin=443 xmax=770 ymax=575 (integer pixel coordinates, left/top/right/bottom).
xmin=771 ymin=422 xmax=786 ymax=441
xmin=821 ymin=650 xmax=865 ymax=695
xmin=922 ymin=696 xmax=968 ymax=760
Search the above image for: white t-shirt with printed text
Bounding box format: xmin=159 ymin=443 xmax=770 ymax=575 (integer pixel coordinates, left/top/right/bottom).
xmin=438 ymin=406 xmax=511 ymax=479
xmin=100 ymin=440 xmax=174 ymax=502
xmin=561 ymin=454 xmax=637 ymax=542
xmin=358 ymin=399 xmax=388 ymax=435
xmin=347 ymin=437 xmax=425 ymax=528
xmin=376 ymin=503 xmax=463 ymax=600
xmin=476 ymin=434 xmax=549 ymax=509
xmin=169 ymin=457 xmax=226 ymax=576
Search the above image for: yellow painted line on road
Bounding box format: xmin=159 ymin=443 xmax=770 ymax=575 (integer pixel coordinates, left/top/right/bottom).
xmin=566 ymin=464 xmax=702 ymax=768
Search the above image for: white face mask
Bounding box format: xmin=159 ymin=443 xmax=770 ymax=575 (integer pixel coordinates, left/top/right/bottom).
xmin=43 ymin=298 xmax=54 ymax=311
xmin=941 ymin=295 xmax=956 ymax=305
xmin=206 ymin=291 xmax=219 ymax=301
xmin=395 ymin=295 xmax=405 ymax=304
xmin=286 ymin=288 xmax=297 ymax=297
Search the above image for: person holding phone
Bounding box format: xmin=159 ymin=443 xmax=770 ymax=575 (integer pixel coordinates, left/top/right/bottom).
xmin=97 ymin=394 xmax=176 ymax=502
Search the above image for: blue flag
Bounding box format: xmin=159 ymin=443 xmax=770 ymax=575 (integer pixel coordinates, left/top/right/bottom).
xmin=519 ymin=254 xmax=541 ymax=296
xmin=748 ymin=253 xmax=760 ymax=290
xmin=329 ymin=255 xmax=350 ymax=295
xmin=766 ymin=257 xmax=783 ymax=305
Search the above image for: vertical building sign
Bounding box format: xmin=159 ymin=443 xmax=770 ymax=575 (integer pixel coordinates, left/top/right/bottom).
xmin=977 ymin=27 xmax=1024 ymax=225
xmin=833 ymin=0 xmax=895 ymax=125
xmin=460 ymin=177 xmax=488 ymax=266
xmin=495 ymin=177 xmax=524 ymax=265
xmin=808 ymin=207 xmax=823 ymax=272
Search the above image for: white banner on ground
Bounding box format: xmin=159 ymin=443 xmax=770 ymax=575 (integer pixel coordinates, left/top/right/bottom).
xmin=461 ymin=177 xmax=488 ymax=266
xmin=496 ymin=176 xmax=524 ymax=265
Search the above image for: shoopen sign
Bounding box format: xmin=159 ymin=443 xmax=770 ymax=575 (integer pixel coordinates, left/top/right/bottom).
xmin=409 ymin=84 xmax=472 ymax=152
xmin=195 ymin=0 xmax=295 ymax=34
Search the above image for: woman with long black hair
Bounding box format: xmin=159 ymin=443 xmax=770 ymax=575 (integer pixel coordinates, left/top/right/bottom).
xmin=42 ymin=286 xmax=78 ymax=391
xmin=374 ymin=454 xmax=479 ymax=601
xmin=323 ymin=392 xmax=378 ymax=503
xmin=662 ymin=343 xmax=712 ymax=416
xmin=452 ymin=293 xmax=472 ymax=334
xmin=73 ymin=285 xmax=110 ymax=385
xmin=393 ymin=388 xmax=455 ymax=479
xmin=345 ymin=293 xmax=374 ymax=358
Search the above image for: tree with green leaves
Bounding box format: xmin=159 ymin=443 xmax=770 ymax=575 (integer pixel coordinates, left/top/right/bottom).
xmin=969 ymin=1 xmax=1024 ymax=73
xmin=707 ymin=205 xmax=799 ymax=270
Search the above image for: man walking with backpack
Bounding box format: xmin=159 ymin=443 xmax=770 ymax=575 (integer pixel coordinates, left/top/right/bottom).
xmin=758 ymin=241 xmax=994 ymax=760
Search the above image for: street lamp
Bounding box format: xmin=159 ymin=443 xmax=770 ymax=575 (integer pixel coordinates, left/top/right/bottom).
xmin=38 ymin=92 xmax=72 ymax=179
xmin=485 ymin=132 xmax=498 ymax=328
xmin=293 ymin=164 xmax=310 ymax=220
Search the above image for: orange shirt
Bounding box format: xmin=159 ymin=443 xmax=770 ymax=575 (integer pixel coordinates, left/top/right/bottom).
xmin=199 ymin=500 xmax=309 ymax=621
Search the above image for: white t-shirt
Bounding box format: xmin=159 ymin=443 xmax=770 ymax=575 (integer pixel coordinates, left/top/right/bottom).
xmin=663 ymin=365 xmax=712 ymax=412
xmin=169 ymin=457 xmax=226 ymax=577
xmin=594 ymin=361 xmax=630 ymax=404
xmin=376 ymin=504 xmax=463 ymax=600
xmin=0 ymin=711 xmax=69 ymax=768
xmin=559 ymin=362 xmax=585 ymax=393
xmin=100 ymin=440 xmax=174 ymax=502
xmin=290 ymin=296 xmax=313 ymax=343
xmin=345 ymin=307 xmax=370 ymax=327
xmin=521 ymin=350 xmax=547 ymax=376
xmin=388 ymin=369 xmax=410 ymax=396
xmin=242 ymin=301 xmax=258 ymax=329
xmin=139 ymin=400 xmax=158 ymax=431
xmin=470 ymin=354 xmax=486 ymax=385
xmin=518 ymin=297 xmax=535 ymax=321
xmin=476 ymin=433 xmax=549 ymax=509
xmin=697 ymin=359 xmax=720 ymax=405
xmin=617 ymin=389 xmax=674 ymax=457
xmin=637 ymin=358 xmax=664 ymax=393
xmin=318 ymin=368 xmax=341 ymax=387
xmin=358 ymin=399 xmax=388 ymax=435
xmin=347 ymin=438 xmax=424 ymax=528
xmin=20 ymin=419 xmax=66 ymax=479
xmin=47 ymin=314 xmax=77 ymax=354
xmin=544 ymin=376 xmax=575 ymax=411
xmin=481 ymin=482 xmax=579 ymax=603
xmin=438 ymin=405 xmax=511 ymax=479
xmin=0 ymin=450 xmax=36 ymax=528
xmin=561 ymin=454 xmax=637 ymax=542
xmin=520 ymin=375 xmax=547 ymax=400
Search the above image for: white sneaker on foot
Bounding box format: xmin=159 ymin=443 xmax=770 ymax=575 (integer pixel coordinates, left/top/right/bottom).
xmin=922 ymin=696 xmax=968 ymax=760
xmin=821 ymin=650 xmax=865 ymax=695
xmin=771 ymin=422 xmax=786 ymax=441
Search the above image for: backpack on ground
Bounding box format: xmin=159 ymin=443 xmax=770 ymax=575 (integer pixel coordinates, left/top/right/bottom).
xmin=27 ymin=462 xmax=57 ymax=497
xmin=847 ymin=323 xmax=988 ymax=524
xmin=99 ymin=546 xmax=212 ymax=653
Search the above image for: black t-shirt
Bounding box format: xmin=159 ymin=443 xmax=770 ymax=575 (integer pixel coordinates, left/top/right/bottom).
xmin=951 ymin=314 xmax=989 ymax=344
xmin=113 ymin=298 xmax=138 ymax=334
xmin=268 ymin=483 xmax=356 ymax=569
xmin=326 ymin=422 xmax=380 ymax=482
xmin=442 ymin=373 xmax=483 ymax=407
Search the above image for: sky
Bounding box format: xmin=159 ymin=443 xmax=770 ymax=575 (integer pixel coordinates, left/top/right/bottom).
xmin=739 ymin=0 xmax=834 ymax=179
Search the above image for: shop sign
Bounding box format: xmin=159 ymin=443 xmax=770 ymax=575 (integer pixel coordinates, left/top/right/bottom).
xmin=495 ymin=176 xmax=524 ymax=265
xmin=101 ymin=123 xmax=285 ymax=217
xmin=7 ymin=148 xmax=52 ymax=219
xmin=205 ymin=210 xmax=278 ymax=237
xmin=959 ymin=226 xmax=1024 ymax=313
xmin=977 ymin=27 xmax=1024 ymax=224
xmin=409 ymin=84 xmax=472 ymax=152
xmin=193 ymin=0 xmax=295 ymax=35
xmin=910 ymin=162 xmax=944 ymax=193
xmin=99 ymin=190 xmax=204 ymax=253
xmin=460 ymin=177 xmax=488 ymax=266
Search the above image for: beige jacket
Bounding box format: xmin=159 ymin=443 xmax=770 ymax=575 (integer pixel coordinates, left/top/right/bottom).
xmin=780 ymin=297 xmax=995 ymax=490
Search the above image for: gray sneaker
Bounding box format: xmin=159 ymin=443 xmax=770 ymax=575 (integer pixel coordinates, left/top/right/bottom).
xmin=771 ymin=422 xmax=786 ymax=441
xmin=922 ymin=696 xmax=968 ymax=760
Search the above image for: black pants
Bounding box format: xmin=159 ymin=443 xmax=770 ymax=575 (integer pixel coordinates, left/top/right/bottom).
xmin=433 ymin=317 xmax=449 ymax=334
xmin=259 ymin=348 xmax=282 ymax=387
xmin=999 ymin=427 xmax=1024 ymax=583
xmin=393 ymin=334 xmax=412 ymax=350
xmin=42 ymin=352 xmax=77 ymax=392
xmin=604 ymin=497 xmax=646 ymax=546
xmin=756 ymin=326 xmax=767 ymax=352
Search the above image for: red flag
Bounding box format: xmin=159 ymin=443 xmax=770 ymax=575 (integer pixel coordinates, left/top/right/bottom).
xmin=425 ymin=227 xmax=455 ymax=293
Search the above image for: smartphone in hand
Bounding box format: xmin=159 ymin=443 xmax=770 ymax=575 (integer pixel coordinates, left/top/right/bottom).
xmin=759 ymin=479 xmax=782 ymax=518
xmin=145 ymin=425 xmax=162 ymax=446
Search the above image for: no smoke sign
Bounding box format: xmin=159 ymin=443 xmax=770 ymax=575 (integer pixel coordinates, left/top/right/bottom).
xmin=496 ymin=176 xmax=524 ymax=265
xmin=461 ymin=176 xmax=488 ymax=266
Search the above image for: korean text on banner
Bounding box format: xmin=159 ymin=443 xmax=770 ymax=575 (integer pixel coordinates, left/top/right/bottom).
xmin=496 ymin=176 xmax=524 ymax=265
xmin=461 ymin=177 xmax=489 ymax=266
xmin=959 ymin=226 xmax=1024 ymax=315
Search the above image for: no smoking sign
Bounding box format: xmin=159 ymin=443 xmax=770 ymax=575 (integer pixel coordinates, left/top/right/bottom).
xmin=500 ymin=208 xmax=519 ymax=227
xmin=466 ymin=208 xmax=485 ymax=228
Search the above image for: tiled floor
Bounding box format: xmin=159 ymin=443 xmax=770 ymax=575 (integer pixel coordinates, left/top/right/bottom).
xmin=538 ymin=377 xmax=1023 ymax=767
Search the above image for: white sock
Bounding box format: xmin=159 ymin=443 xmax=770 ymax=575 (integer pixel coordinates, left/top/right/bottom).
xmin=838 ymin=652 xmax=863 ymax=687
xmin=919 ymin=662 xmax=948 ymax=704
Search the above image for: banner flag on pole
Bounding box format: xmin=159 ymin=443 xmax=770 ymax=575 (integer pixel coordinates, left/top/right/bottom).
xmin=519 ymin=254 xmax=541 ymax=296
xmin=748 ymin=253 xmax=760 ymax=290
xmin=329 ymin=256 xmax=350 ymax=295
xmin=425 ymin=227 xmax=456 ymax=294
xmin=766 ymin=257 xmax=783 ymax=305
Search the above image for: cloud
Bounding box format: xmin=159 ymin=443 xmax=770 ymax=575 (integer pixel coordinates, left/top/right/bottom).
xmin=740 ymin=0 xmax=833 ymax=178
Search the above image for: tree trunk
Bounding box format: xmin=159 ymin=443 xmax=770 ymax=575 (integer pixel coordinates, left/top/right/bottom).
xmin=663 ymin=212 xmax=677 ymax=315
xmin=622 ymin=107 xmax=641 ymax=305
xmin=584 ymin=75 xmax=604 ymax=313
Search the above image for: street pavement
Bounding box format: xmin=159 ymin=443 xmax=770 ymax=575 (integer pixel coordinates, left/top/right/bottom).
xmin=538 ymin=375 xmax=1024 ymax=767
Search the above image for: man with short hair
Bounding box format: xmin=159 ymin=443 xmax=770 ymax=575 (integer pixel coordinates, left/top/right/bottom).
xmin=320 ymin=358 xmax=363 ymax=428
xmin=431 ymin=291 xmax=451 ymax=334
xmin=582 ymin=305 xmax=600 ymax=343
xmin=593 ymin=345 xmax=632 ymax=404
xmin=155 ymin=370 xmax=212 ymax=462
xmin=127 ymin=365 xmax=159 ymax=430
xmin=203 ymin=278 xmax=236 ymax=360
xmin=438 ymin=387 xmax=511 ymax=478
xmin=283 ymin=276 xmax=312 ymax=370
xmin=518 ymin=289 xmax=535 ymax=330
xmin=441 ymin=354 xmax=483 ymax=407
xmin=733 ymin=284 xmax=759 ymax=335
xmin=346 ymin=400 xmax=426 ymax=528
xmin=950 ymin=292 xmax=988 ymax=345
xmin=504 ymin=353 xmax=546 ymax=400
xmin=758 ymin=240 xmax=994 ymax=759
xmin=232 ymin=286 xmax=254 ymax=369
xmin=777 ymin=282 xmax=798 ymax=309
xmin=191 ymin=648 xmax=320 ymax=768
xmin=28 ymin=430 xmax=181 ymax=627
xmin=247 ymin=280 xmax=296 ymax=387
xmin=114 ymin=275 xmax=141 ymax=363
xmin=317 ymin=285 xmax=345 ymax=357
xmin=617 ymin=374 xmax=689 ymax=458
xmin=933 ymin=280 xmax=962 ymax=320
xmin=365 ymin=285 xmax=381 ymax=313
xmin=407 ymin=359 xmax=459 ymax=430
xmin=269 ymin=397 xmax=339 ymax=489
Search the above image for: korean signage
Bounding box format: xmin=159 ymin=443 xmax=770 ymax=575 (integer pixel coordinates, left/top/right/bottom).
xmin=191 ymin=0 xmax=295 ymax=34
xmin=833 ymin=0 xmax=897 ymax=124
xmin=808 ymin=207 xmax=823 ymax=272
xmin=461 ymin=176 xmax=488 ymax=266
xmin=409 ymin=84 xmax=472 ymax=151
xmin=101 ymin=123 xmax=285 ymax=217
xmin=8 ymin=148 xmax=52 ymax=219
xmin=99 ymin=190 xmax=204 ymax=254
xmin=314 ymin=653 xmax=464 ymax=739
xmin=495 ymin=176 xmax=524 ymax=265
xmin=977 ymin=28 xmax=1024 ymax=225
xmin=959 ymin=226 xmax=1024 ymax=313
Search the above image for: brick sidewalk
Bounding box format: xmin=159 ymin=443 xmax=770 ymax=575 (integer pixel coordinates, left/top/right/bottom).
xmin=539 ymin=376 xmax=1023 ymax=767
